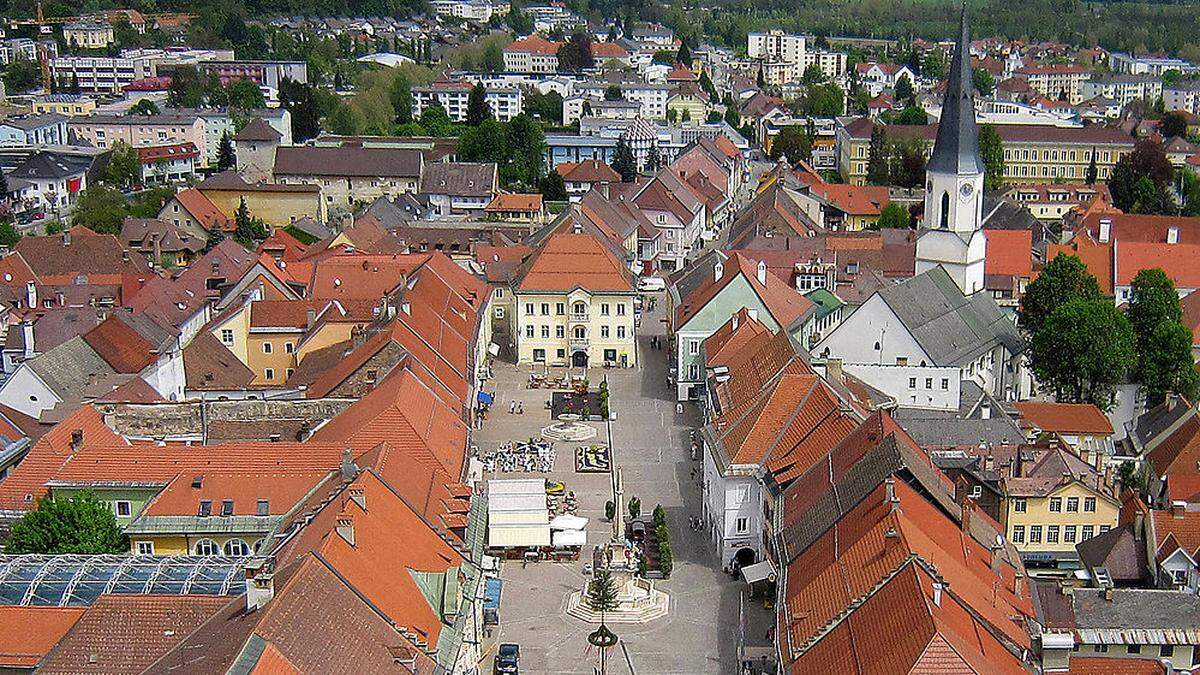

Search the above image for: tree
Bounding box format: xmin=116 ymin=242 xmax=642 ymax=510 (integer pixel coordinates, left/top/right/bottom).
xmin=466 ymin=83 xmax=492 ymax=126
xmin=978 ymin=124 xmax=1005 ymax=191
xmin=541 ymin=169 xmax=567 ymax=201
xmin=894 ymin=74 xmax=913 ymax=102
xmin=72 ymin=185 xmax=127 ymax=235
xmin=1161 ymin=111 xmax=1190 ymax=139
xmin=216 ymin=132 xmax=236 ymax=172
xmin=699 ymin=70 xmax=717 ymax=101
xmin=1108 ymin=138 xmax=1175 ymax=214
xmin=0 ymin=220 xmax=19 ymax=248
xmin=612 ymin=138 xmax=637 ymax=182
xmin=587 ymin=568 xmax=620 ymax=612
xmin=279 ymin=78 xmax=321 ymax=142
xmin=127 ymin=99 xmax=160 ymax=116
xmin=801 ymin=63 xmax=827 ymax=85
xmin=1019 ymin=253 xmax=1102 ymax=336
xmin=419 ymin=103 xmax=455 ymax=137
xmin=646 ymin=144 xmax=662 ymax=172
xmin=391 ymin=78 xmax=414 ymax=125
xmin=457 ymin=119 xmax=508 ymax=164
xmin=769 ymin=126 xmax=812 ymax=164
xmin=6 ymin=490 xmax=127 ymax=554
xmin=1137 ymin=320 xmax=1200 ymax=406
xmin=973 ymin=68 xmax=995 ymax=97
xmin=1085 ymin=148 xmax=1098 ymax=185
xmin=1128 ymin=268 xmax=1183 ymax=351
xmin=481 ymin=42 xmax=505 ymax=73
xmin=877 ymin=202 xmax=911 ymax=229
xmin=224 ymin=77 xmax=266 ymax=110
xmin=887 ymin=105 xmax=927 ymax=125
xmin=2 ymin=57 xmax=41 ymax=94
xmin=557 ymin=31 xmax=594 ymax=72
xmin=506 ymin=10 xmax=533 ymax=35
xmin=1030 ymin=299 xmax=1136 ymax=408
xmin=604 ymin=85 xmax=623 ymax=101
xmin=866 ymin=125 xmax=890 ymax=185
xmin=676 ymin=40 xmax=696 ymax=65
xmin=233 ymin=198 xmax=267 ymax=247
xmin=505 ymin=114 xmax=546 ymax=188
xmin=886 ymin=138 xmax=928 ymax=189
xmin=105 ymin=141 xmax=141 ymax=189
xmin=799 ymin=83 xmax=845 ymax=117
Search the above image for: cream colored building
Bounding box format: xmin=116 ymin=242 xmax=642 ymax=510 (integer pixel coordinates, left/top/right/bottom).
xmin=513 ymin=231 xmax=638 ymax=368
xmin=32 ymin=95 xmax=97 ymax=117
xmin=64 ymin=22 xmax=115 ymax=50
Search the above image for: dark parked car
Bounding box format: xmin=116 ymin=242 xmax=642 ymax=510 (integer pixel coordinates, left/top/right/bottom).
xmin=495 ymin=643 xmax=519 ymax=674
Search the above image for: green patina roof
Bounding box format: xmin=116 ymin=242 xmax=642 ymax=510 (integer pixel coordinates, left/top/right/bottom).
xmin=804 ymin=287 xmax=844 ymax=321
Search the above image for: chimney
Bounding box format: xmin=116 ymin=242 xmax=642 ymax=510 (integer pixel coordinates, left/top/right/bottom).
xmin=1103 ymin=587 xmax=1114 ymax=602
xmin=961 ymin=502 xmax=973 ymax=533
xmin=152 ymin=232 xmax=162 ymax=266
xmin=931 ymin=581 xmax=943 ymax=607
xmin=1134 ymin=511 xmax=1145 ymax=535
xmin=884 ymin=476 xmax=896 ymax=506
xmin=348 ymin=486 xmax=366 ymax=510
xmin=980 ymin=402 xmax=991 ymax=420
xmin=756 ymin=259 xmax=767 ymax=285
xmin=826 ymin=358 xmax=843 ymax=384
xmin=1014 ymin=573 xmax=1024 ymax=597
xmin=401 ymin=301 xmax=411 ymax=315
xmin=336 ymin=515 xmax=355 ymax=546
xmin=62 ymin=229 xmax=70 ymax=246
xmin=731 ymin=312 xmax=739 ymax=330
xmin=340 ymin=448 xmax=357 ymax=480
xmin=1098 ymin=218 xmax=1111 ymax=243
xmin=990 ymin=541 xmax=1003 ymax=574
xmin=1172 ymin=500 xmax=1187 ymax=518
xmin=244 ymin=558 xmax=274 ymax=611
xmin=21 ymin=321 xmax=34 ymax=359
xmin=984 ymin=454 xmax=995 ymax=472
xmin=25 ymin=281 xmax=36 ymax=309
xmin=713 ymin=261 xmax=724 ymax=282
xmin=748 ymin=308 xmax=759 ymax=322
xmin=1168 ymin=394 xmax=1179 ymax=411
xmin=1168 ymin=226 xmax=1180 ymax=244
xmin=305 ymin=308 xmax=316 ymax=330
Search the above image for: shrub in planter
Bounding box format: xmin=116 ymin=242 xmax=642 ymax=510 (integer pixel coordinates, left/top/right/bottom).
xmin=628 ymin=496 xmax=641 ymax=520
xmin=605 ymin=500 xmax=615 ymax=521
xmin=653 ymin=504 xmax=666 ymax=528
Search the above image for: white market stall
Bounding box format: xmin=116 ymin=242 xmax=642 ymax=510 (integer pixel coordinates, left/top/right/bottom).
xmin=487 ymin=479 xmax=551 ymax=550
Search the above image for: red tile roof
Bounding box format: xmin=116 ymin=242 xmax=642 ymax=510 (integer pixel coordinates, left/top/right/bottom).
xmin=556 ymin=159 xmax=621 ymax=183
xmin=142 ymin=470 xmax=331 ymax=517
xmin=1068 ymin=657 xmax=1166 ymax=675
xmin=81 ymin=315 xmax=157 ymax=373
xmin=1014 ymin=401 xmax=1114 ymax=436
xmin=258 ymin=228 xmax=308 ymax=263
xmin=1045 ymin=238 xmax=1113 ymax=296
xmin=304 ymin=253 xmax=426 ymax=301
xmin=676 ymin=252 xmax=813 ymax=329
xmin=1147 ymin=409 xmax=1200 ymax=477
xmin=1182 ymin=290 xmax=1200 ymax=346
xmin=504 ymin=34 xmax=560 ymax=54
xmin=516 ymin=232 xmax=634 ymax=292
xmin=591 ymin=41 xmax=629 ymax=59
xmin=1114 ymin=241 xmax=1200 ymax=288
xmin=703 ymin=308 xmax=770 ymax=368
xmin=135 ymin=142 xmax=199 ymax=163
xmin=666 ymin=63 xmax=698 ymax=81
xmin=0 ymin=405 xmax=125 ymax=511
xmin=0 ymin=607 xmax=85 ymax=668
xmin=984 ymin=228 xmax=1033 ymax=278
xmin=1076 ymin=212 xmax=1200 ymax=245
xmin=485 ymin=193 xmax=542 ymax=213
xmin=172 ymin=187 xmax=232 ymax=232
xmin=38 ymin=595 xmax=230 ymax=675
xmin=1153 ymin=509 xmax=1200 ymax=561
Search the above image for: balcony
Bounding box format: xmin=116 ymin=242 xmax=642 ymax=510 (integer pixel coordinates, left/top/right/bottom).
xmin=569 ymin=312 xmax=589 ymax=323
xmin=569 ymin=337 xmax=589 ymax=348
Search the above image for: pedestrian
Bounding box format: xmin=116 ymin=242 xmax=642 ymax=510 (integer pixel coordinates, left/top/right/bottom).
xmin=509 ymin=400 xmax=516 ymax=414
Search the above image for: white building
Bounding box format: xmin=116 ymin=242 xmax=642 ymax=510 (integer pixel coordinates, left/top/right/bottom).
xmin=1164 ymin=81 xmax=1200 ymax=115
xmin=411 ymin=80 xmax=524 ymax=122
xmin=572 ymin=82 xmax=669 ymax=120
xmin=1080 ymin=75 xmax=1163 ymax=108
xmin=748 ymin=30 xmax=847 ymax=83
xmin=1110 ymin=52 xmax=1199 ymax=77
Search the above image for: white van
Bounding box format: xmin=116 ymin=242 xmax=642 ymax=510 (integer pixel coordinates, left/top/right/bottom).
xmin=638 ymin=277 xmax=666 ymax=292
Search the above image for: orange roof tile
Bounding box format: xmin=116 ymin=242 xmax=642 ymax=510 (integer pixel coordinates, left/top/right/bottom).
xmin=810 ymin=182 xmax=890 ymax=217
xmin=517 ymin=232 xmax=634 ymax=293
xmin=676 ymin=252 xmax=813 ymax=329
xmin=591 ymin=41 xmax=629 ymax=59
xmin=1045 ymin=238 xmax=1113 ymax=296
xmin=1115 ymin=241 xmax=1200 ymax=288
xmin=0 ymin=405 xmax=125 ymax=511
xmin=1182 ymin=291 xmax=1200 ymax=346
xmin=504 ymin=34 xmax=560 ymax=54
xmin=258 ymin=228 xmax=308 ymax=263
xmin=984 ymin=228 xmax=1033 ymax=278
xmin=1068 ymin=657 xmax=1166 ymax=675
xmin=1153 ymin=509 xmax=1200 ymax=560
xmin=0 ymin=607 xmax=85 ymax=668
xmin=1014 ymin=401 xmax=1114 ymax=436
xmin=142 ymin=470 xmax=331 ymax=517
xmin=556 ymin=159 xmax=621 ymax=183
xmin=173 ymin=187 xmax=232 ymax=232
xmin=485 ymin=193 xmax=543 ymax=213
xmin=305 ymin=253 xmax=426 ymax=301
xmin=703 ymin=308 xmax=770 ymax=367
xmin=81 ymin=315 xmax=156 ymax=373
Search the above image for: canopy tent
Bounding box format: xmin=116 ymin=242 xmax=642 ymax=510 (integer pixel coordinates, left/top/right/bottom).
xmin=549 ymin=514 xmax=588 ymax=531
xmin=552 ymin=529 xmax=587 ymax=547
xmin=478 ymin=391 xmax=494 ymax=405
xmin=741 ymin=559 xmax=777 ymax=585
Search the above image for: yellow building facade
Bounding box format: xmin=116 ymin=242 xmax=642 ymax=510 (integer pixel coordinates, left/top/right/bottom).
xmin=1003 ymin=481 xmax=1119 ymax=562
xmin=514 ymin=291 xmax=638 ymax=368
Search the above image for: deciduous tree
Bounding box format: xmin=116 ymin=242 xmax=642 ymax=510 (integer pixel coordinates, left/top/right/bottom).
xmin=768 ymin=125 xmax=812 ymax=164
xmin=1019 ymin=253 xmax=1102 ymax=336
xmin=876 ymin=202 xmax=911 ymax=229
xmin=7 ymin=490 xmax=127 ymax=554
xmin=1030 ymin=299 xmax=1136 ymax=409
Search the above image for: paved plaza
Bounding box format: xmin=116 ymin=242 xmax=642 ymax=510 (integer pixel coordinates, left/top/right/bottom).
xmin=473 ymin=295 xmax=771 ymax=674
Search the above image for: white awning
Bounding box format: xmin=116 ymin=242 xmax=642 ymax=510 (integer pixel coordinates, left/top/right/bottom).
xmin=552 ymin=529 xmax=587 ymax=547
xmin=741 ymin=559 xmax=776 ymax=584
xmin=550 ymin=514 xmax=588 ymax=531
xmin=488 ymin=524 xmax=552 ymax=548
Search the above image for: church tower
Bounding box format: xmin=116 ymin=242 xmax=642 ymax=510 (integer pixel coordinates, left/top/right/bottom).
xmin=915 ymin=7 xmax=987 ymax=295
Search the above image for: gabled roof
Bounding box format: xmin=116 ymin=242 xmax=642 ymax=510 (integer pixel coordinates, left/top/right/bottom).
xmin=1114 ymin=241 xmax=1200 ymax=288
xmin=234 ymin=117 xmax=283 ymax=142
xmin=129 ymin=239 xmax=256 ymax=327
xmin=13 ymin=230 xmax=151 ymax=279
xmin=1014 ymin=401 xmax=1114 ymax=436
xmin=0 ymin=607 xmax=84 ymax=669
xmin=556 ymin=159 xmax=621 ymax=183
xmin=81 ymin=312 xmax=172 ymax=373
xmin=38 ymin=595 xmax=231 ymax=675
xmin=675 ymin=252 xmax=813 ymax=330
xmin=419 ymin=162 xmax=497 ymax=197
xmin=983 ymin=228 xmax=1033 ymax=278
xmin=516 ymin=232 xmax=634 ymax=293
xmin=183 ymin=331 xmax=256 ymax=391
xmin=875 ymin=266 xmax=1024 ymax=366
xmin=169 ymin=187 xmax=233 ymax=232
xmin=0 ymin=405 xmax=124 ymax=511
xmin=274 ymin=146 xmax=422 ymax=179
xmin=504 ymin=34 xmax=560 ymax=54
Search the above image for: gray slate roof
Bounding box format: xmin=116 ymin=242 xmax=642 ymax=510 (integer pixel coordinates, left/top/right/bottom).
xmin=25 ymin=335 xmax=117 ymax=401
xmin=893 ymin=380 xmax=1026 ymax=448
xmin=927 ymin=8 xmax=984 ymax=176
xmin=419 ymin=162 xmax=497 ymax=198
xmin=877 ymin=266 xmax=1024 ymax=366
xmin=1072 ymin=589 xmax=1200 ymax=631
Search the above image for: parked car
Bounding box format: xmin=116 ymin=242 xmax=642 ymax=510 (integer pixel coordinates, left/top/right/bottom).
xmin=495 ymin=643 xmax=520 ymax=674
xmin=638 ymin=276 xmax=665 ymax=292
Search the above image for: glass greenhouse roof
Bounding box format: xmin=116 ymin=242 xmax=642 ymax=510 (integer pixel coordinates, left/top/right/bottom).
xmin=0 ymin=554 xmax=249 ymax=606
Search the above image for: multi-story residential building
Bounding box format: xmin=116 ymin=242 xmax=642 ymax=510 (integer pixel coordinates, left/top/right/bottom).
xmin=31 ymin=94 xmax=97 ymax=117
xmin=429 ymin=0 xmax=507 ymax=22
xmin=68 ymin=113 xmax=209 ymax=165
xmin=1013 ymin=63 xmax=1091 ymax=103
xmin=1080 ymin=74 xmax=1163 ymax=108
xmin=199 ymin=60 xmax=308 ymax=88
xmin=836 ymin=118 xmax=1134 ymax=185
xmin=136 ymin=142 xmax=200 ymax=184
xmin=0 ymin=114 xmax=68 ymax=146
xmin=999 ymin=183 xmax=1109 ymax=221
xmin=1002 ymin=445 xmax=1119 ymax=569
xmin=747 ymin=30 xmax=807 ymax=63
xmin=572 ymin=82 xmax=669 ymax=120
xmin=747 ymin=30 xmax=847 ymax=82
xmin=50 ymin=48 xmax=230 ymax=94
xmin=0 ymin=38 xmax=56 ymax=65
xmin=1110 ymin=52 xmax=1199 ymax=77
xmin=420 ymin=162 xmax=499 ymax=216
xmin=502 ymin=35 xmax=560 ymax=74
xmin=195 ymin=108 xmax=291 ymax=167
xmin=513 ymin=231 xmax=638 ymax=367
xmin=411 ymin=79 xmax=524 ymax=122
xmin=1164 ymin=80 xmax=1200 ymax=115
xmin=272 ymin=145 xmax=424 ymax=210
xmin=63 ymin=21 xmax=115 ymax=50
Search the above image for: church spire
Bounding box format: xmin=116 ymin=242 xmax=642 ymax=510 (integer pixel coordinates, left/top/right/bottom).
xmin=927 ymin=6 xmax=984 ymax=176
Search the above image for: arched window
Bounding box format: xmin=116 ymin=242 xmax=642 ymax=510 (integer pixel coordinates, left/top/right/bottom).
xmin=572 ymin=301 xmax=586 ymax=315
xmin=194 ymin=539 xmax=219 ymax=556
xmin=223 ymin=539 xmax=251 ymax=556
xmin=940 ymin=191 xmax=950 ymax=229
